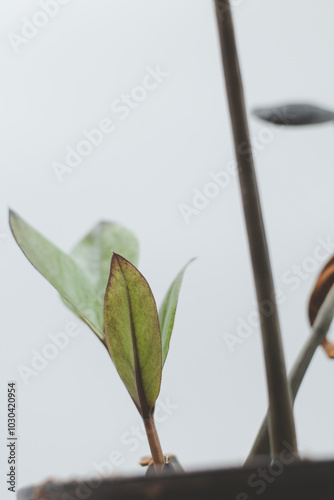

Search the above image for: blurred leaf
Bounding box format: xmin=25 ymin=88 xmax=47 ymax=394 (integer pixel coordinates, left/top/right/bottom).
xmin=253 ymin=103 xmax=334 ymax=126
xmin=308 ymin=255 xmax=334 ymax=324
xmin=62 ymin=222 xmax=139 ymax=320
xmin=70 ymin=222 xmax=139 ymax=300
xmin=104 ymin=253 xmax=162 ymax=416
xmin=308 ymin=254 xmax=334 ymax=358
xmin=159 ymin=260 xmax=194 ymax=365
xmin=9 ymin=210 xmax=104 ymax=341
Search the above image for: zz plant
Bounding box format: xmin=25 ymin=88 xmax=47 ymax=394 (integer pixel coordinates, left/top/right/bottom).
xmin=9 ymin=210 xmax=192 ymax=471
xmin=9 ymin=0 xmax=334 ymax=485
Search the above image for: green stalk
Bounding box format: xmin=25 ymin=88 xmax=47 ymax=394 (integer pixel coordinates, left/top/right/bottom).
xmin=245 ymin=284 xmax=334 ymax=464
xmin=214 ymin=0 xmax=297 ymax=458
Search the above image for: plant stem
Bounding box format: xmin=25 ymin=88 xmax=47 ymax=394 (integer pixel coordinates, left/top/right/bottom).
xmin=245 ymin=283 xmax=334 ymax=464
xmin=143 ymin=414 xmax=165 ymax=469
xmin=214 ymin=0 xmax=297 ymax=458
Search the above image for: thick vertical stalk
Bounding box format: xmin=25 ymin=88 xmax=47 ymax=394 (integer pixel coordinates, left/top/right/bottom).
xmin=143 ymin=414 xmax=165 ymax=469
xmin=214 ymin=0 xmax=297 ymax=457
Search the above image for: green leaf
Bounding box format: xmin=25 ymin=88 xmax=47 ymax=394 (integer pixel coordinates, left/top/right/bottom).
xmin=62 ymin=222 xmax=139 ymax=319
xmin=104 ymin=253 xmax=162 ymax=416
xmin=9 ymin=210 xmax=104 ymax=341
xmin=159 ymin=260 xmax=194 ymax=365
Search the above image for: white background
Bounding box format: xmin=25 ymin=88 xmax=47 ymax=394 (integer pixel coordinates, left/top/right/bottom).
xmin=1 ymin=0 xmax=334 ymax=496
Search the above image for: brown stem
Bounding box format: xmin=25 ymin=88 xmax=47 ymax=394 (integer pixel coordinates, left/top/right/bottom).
xmin=143 ymin=413 xmax=165 ymax=469
xmin=322 ymin=338 xmax=334 ymax=359
xmin=214 ymin=0 xmax=297 ymax=458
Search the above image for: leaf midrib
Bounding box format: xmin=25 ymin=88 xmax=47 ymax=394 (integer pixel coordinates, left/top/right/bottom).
xmin=116 ymin=255 xmax=150 ymax=418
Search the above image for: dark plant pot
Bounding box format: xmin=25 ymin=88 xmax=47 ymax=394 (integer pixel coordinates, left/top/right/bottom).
xmin=17 ymin=459 xmax=334 ymax=500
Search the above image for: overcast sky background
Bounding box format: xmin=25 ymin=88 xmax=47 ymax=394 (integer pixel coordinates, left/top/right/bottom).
xmin=1 ymin=0 xmax=334 ymax=496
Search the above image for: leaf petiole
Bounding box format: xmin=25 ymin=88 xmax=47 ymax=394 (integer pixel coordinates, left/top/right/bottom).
xmin=143 ymin=413 xmax=165 ymax=469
